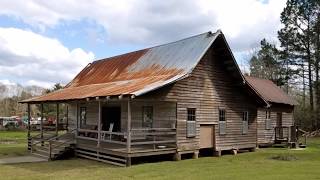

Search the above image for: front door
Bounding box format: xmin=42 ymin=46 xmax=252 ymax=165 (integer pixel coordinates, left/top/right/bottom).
xmin=200 ymin=125 xmax=215 ymax=149
xmin=101 ymin=107 xmax=121 ymax=132
xmin=276 ymin=113 xmax=283 ymax=138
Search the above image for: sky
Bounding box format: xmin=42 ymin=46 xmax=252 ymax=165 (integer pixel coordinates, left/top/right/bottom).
xmin=0 ymin=0 xmax=286 ymax=88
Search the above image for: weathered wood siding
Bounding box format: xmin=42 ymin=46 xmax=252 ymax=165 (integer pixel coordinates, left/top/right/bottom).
xmin=141 ymin=44 xmax=259 ymax=152
xmin=257 ymin=106 xmax=294 ymax=145
xmin=67 ymin=101 xmax=176 ymax=131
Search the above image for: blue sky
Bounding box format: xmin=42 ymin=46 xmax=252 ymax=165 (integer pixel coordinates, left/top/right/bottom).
xmin=0 ymin=0 xmax=286 ymax=88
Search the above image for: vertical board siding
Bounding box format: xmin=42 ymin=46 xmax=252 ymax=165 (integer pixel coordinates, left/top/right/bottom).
xmin=67 ymin=101 xmax=176 ymax=132
xmin=257 ymin=107 xmax=294 ymax=145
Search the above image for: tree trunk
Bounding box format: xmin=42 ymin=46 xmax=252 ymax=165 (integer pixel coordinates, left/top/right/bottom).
xmin=315 ymin=14 xmax=320 ymax=129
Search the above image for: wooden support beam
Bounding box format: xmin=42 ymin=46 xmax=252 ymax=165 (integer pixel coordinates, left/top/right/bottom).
xmin=213 ymin=150 xmax=221 ymax=157
xmin=66 ymin=104 xmax=69 ymax=131
xmin=97 ymin=101 xmax=101 ymax=148
xmin=126 ymin=157 xmax=131 ymax=167
xmin=76 ymin=102 xmax=79 ymax=136
xmin=127 ymin=98 xmax=131 ymax=153
xmin=231 ymin=149 xmax=238 ymax=155
xmin=27 ymin=104 xmax=31 ymax=138
xmin=192 ymin=151 xmax=199 ymax=159
xmin=40 ymin=103 xmax=44 ymax=140
xmin=173 ymin=152 xmax=181 ymax=161
xmin=56 ymin=103 xmax=59 ymax=136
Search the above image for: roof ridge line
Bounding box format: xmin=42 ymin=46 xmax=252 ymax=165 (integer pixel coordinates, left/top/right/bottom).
xmin=93 ymin=30 xmax=220 ymax=63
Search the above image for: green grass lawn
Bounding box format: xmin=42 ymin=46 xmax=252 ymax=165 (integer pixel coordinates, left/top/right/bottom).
xmin=1 ymin=131 xmax=320 ymax=180
xmin=0 ymin=131 xmax=28 ymax=158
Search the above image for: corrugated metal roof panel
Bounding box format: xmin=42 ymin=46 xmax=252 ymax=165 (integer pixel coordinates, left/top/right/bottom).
xmin=245 ymin=76 xmax=297 ymax=106
xmin=22 ymin=31 xmax=220 ymax=102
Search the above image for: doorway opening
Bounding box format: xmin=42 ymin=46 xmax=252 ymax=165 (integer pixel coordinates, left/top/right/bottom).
xmin=101 ymin=107 xmax=121 ymax=132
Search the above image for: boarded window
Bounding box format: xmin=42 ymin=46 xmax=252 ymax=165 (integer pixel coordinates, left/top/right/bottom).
xmin=265 ymin=110 xmax=271 ymax=130
xmin=219 ymin=109 xmax=226 ymax=135
xmin=186 ymin=108 xmax=196 ymax=137
xmin=80 ymin=107 xmax=86 ymax=128
xmin=242 ymin=111 xmax=248 ymax=134
xmin=142 ymin=106 xmax=153 ymax=128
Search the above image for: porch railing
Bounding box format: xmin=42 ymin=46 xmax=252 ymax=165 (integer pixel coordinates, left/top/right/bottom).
xmin=76 ymin=127 xmax=176 ymax=152
xmin=275 ymin=126 xmax=289 ymax=141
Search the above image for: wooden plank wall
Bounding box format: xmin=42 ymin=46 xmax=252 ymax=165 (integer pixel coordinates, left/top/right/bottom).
xmin=67 ymin=101 xmax=176 ymax=131
xmin=257 ymin=106 xmax=294 ymax=145
xmin=142 ymin=45 xmax=259 ymax=152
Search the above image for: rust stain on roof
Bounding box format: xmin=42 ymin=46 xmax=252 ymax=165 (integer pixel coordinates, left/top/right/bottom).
xmin=245 ymin=76 xmax=296 ymax=106
xmin=22 ymin=31 xmax=221 ymax=103
xmin=67 ymin=49 xmax=150 ymax=87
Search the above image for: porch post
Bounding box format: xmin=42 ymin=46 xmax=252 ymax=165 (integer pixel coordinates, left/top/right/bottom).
xmin=76 ymin=102 xmax=79 ymax=136
xmin=127 ymin=98 xmax=131 ymax=153
xmin=97 ymin=100 xmax=101 ymax=148
xmin=66 ymin=104 xmax=69 ymax=131
xmin=56 ymin=103 xmax=59 ymax=136
xmin=126 ymin=98 xmax=132 ymax=167
xmin=40 ymin=103 xmax=44 ymax=140
xmin=27 ymin=103 xmax=31 ymax=150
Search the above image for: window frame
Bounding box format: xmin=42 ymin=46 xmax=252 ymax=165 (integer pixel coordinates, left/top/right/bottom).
xmin=242 ymin=111 xmax=249 ymax=134
xmin=219 ymin=109 xmax=226 ymax=135
xmin=142 ymin=106 xmax=153 ymax=128
xmin=186 ymin=108 xmax=196 ymax=138
xmin=265 ymin=110 xmax=271 ymax=130
xmin=79 ymin=107 xmax=87 ymax=128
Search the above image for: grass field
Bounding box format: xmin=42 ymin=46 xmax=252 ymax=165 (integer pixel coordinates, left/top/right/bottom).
xmin=0 ymin=131 xmax=320 ymax=180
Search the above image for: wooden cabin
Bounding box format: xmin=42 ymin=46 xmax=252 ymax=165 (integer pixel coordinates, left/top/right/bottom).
xmin=245 ymin=76 xmax=297 ymax=146
xmin=22 ymin=30 xmax=277 ymax=166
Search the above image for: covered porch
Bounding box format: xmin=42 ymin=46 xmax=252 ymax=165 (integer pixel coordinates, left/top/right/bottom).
xmin=25 ymin=96 xmax=177 ymax=166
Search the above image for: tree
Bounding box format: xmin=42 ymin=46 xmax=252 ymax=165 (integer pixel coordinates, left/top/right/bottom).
xmin=278 ymin=0 xmax=320 ymax=129
xmin=45 ymin=83 xmax=64 ymax=94
xmin=249 ymin=39 xmax=287 ymax=86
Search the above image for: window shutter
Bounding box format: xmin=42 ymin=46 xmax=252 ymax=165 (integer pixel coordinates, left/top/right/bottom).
xmin=219 ymin=121 xmax=226 ymax=135
xmin=242 ymin=120 xmax=248 ymax=134
xmin=187 ymin=121 xmax=196 ymax=137
xmin=265 ymin=119 xmax=271 ymax=130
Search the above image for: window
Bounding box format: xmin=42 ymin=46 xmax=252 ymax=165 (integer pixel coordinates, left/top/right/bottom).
xmin=219 ymin=109 xmax=226 ymax=135
xmin=187 ymin=108 xmax=196 ymax=137
xmin=265 ymin=110 xmax=271 ymax=130
xmin=80 ymin=107 xmax=86 ymax=128
xmin=242 ymin=111 xmax=249 ymax=134
xmin=142 ymin=106 xmax=153 ymax=128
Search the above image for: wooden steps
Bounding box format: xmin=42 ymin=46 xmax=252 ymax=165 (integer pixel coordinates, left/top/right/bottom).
xmin=29 ymin=131 xmax=76 ymax=161
xmin=31 ymin=141 xmax=75 ymax=160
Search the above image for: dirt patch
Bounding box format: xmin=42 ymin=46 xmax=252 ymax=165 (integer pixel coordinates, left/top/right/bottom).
xmin=269 ymin=154 xmax=298 ymax=161
xmin=0 ymin=140 xmax=18 ymax=144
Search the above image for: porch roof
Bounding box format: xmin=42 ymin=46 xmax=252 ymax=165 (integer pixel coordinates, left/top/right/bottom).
xmin=22 ymin=31 xmax=222 ymax=103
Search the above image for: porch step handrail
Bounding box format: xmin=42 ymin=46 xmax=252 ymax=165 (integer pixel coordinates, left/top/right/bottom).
xmin=48 ymin=129 xmax=76 ymax=159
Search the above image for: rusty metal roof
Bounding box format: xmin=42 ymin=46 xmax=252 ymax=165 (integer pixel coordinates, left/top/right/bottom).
xmin=245 ymin=76 xmax=296 ymax=106
xmin=23 ymin=31 xmax=221 ymax=102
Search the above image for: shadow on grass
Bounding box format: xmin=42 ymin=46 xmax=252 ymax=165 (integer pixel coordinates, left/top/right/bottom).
xmin=5 ymin=158 xmax=118 ymax=173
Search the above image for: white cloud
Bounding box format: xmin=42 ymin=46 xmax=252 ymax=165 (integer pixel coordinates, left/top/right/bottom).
xmin=0 ymin=0 xmax=286 ymax=50
xmin=0 ymin=0 xmax=287 ymax=86
xmin=25 ymin=80 xmax=54 ymax=89
xmin=0 ymin=27 xmax=94 ymax=87
xmin=0 ymin=79 xmax=16 ymax=86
